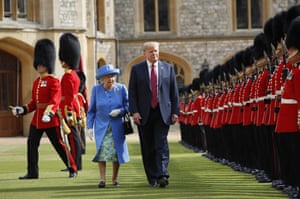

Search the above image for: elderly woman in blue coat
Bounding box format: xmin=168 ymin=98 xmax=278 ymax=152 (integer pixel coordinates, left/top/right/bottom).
xmin=87 ymin=64 xmax=130 ymax=188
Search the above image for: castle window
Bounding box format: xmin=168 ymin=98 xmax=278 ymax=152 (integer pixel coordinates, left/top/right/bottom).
xmin=235 ymin=0 xmax=263 ymax=30
xmin=143 ymin=0 xmax=170 ymax=32
xmin=1 ymin=0 xmax=39 ymax=22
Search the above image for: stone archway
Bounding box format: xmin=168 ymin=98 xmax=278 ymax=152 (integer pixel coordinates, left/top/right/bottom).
xmin=123 ymin=51 xmax=192 ymax=88
xmin=0 ymin=37 xmax=34 ymax=136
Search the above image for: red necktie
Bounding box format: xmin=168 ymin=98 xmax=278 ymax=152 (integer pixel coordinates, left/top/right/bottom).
xmin=151 ymin=63 xmax=158 ymax=108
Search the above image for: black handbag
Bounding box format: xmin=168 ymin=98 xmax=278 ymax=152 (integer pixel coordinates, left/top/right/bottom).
xmin=123 ymin=112 xmax=134 ymax=135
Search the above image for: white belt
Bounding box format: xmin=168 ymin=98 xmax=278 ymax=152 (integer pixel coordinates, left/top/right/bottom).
xmin=275 ymin=90 xmax=281 ymax=95
xmin=212 ymin=109 xmax=218 ymax=112
xmin=281 ymin=98 xmax=297 ymax=104
xmin=218 ymin=107 xmax=224 ymax=110
xmin=267 ymin=94 xmax=276 ymax=99
xmin=232 ymin=102 xmax=242 ymax=107
xmin=223 ymin=105 xmax=228 ymax=108
xmin=204 ymin=108 xmax=212 ymax=112
xmin=256 ymin=96 xmax=265 ymax=102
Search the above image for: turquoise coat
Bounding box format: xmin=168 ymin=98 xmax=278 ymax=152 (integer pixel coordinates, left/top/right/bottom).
xmin=87 ymin=83 xmax=130 ymax=164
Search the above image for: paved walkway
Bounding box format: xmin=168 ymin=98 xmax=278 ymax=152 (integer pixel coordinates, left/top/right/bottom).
xmin=0 ymin=123 xmax=181 ymax=145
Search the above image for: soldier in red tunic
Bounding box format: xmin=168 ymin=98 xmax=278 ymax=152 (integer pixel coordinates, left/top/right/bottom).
xmin=59 ymin=33 xmax=82 ymax=172
xmin=275 ymin=16 xmax=300 ymax=198
xmin=11 ymin=39 xmax=77 ymax=179
xmin=76 ymin=70 xmax=88 ymax=154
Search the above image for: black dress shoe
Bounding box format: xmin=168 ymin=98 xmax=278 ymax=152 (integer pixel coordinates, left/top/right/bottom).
xmin=19 ymin=174 xmax=38 ymax=180
xmin=69 ymin=172 xmax=77 ymax=178
xmin=60 ymin=168 xmax=69 ymax=172
xmin=158 ymin=177 xmax=169 ymax=188
xmin=150 ymin=181 xmax=158 ymax=187
xmin=98 ymin=181 xmax=105 ymax=188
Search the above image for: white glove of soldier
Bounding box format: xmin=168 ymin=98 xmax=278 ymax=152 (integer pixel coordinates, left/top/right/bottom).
xmin=11 ymin=106 xmax=24 ymax=116
xmin=42 ymin=114 xmax=51 ymax=123
xmin=109 ymin=109 xmax=121 ymax=117
xmin=87 ymin=129 xmax=94 ymax=141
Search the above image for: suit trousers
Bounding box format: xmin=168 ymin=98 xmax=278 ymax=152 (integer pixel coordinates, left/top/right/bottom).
xmin=138 ymin=106 xmax=170 ymax=184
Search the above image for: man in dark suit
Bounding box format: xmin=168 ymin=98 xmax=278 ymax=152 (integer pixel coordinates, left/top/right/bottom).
xmin=128 ymin=41 xmax=179 ymax=188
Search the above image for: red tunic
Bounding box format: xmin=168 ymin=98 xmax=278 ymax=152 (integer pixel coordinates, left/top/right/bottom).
xmin=215 ymin=92 xmax=225 ymax=128
xmin=210 ymin=92 xmax=220 ymax=128
xmin=275 ymin=65 xmax=300 ymax=133
xmin=191 ymin=95 xmax=201 ymax=126
xmin=242 ymin=78 xmax=253 ymax=126
xmin=229 ymin=82 xmax=242 ymax=124
xmin=60 ymin=70 xmax=80 ymax=118
xmin=26 ymin=75 xmax=61 ymax=129
xmin=178 ymin=99 xmax=185 ymax=123
xmin=255 ymin=69 xmax=269 ymax=126
xmin=264 ymin=71 xmax=276 ymax=125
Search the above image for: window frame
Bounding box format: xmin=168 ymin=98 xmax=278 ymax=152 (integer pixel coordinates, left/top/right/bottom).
xmin=232 ymin=0 xmax=267 ymax=31
xmin=0 ymin=0 xmax=39 ymax=22
xmin=140 ymin=0 xmax=175 ymax=34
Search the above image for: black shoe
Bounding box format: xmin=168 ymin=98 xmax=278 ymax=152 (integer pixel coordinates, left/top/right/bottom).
xmin=19 ymin=174 xmax=38 ymax=180
xmin=158 ymin=177 xmax=169 ymax=188
xmin=113 ymin=181 xmax=120 ymax=187
xmin=69 ymin=172 xmax=77 ymax=178
xmin=149 ymin=180 xmax=158 ymax=187
xmin=60 ymin=168 xmax=69 ymax=172
xmin=98 ymin=181 xmax=106 ymax=188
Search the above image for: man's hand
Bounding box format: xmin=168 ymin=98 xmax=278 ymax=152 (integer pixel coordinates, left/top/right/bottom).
xmin=171 ymin=114 xmax=178 ymax=124
xmin=132 ymin=112 xmax=142 ymax=125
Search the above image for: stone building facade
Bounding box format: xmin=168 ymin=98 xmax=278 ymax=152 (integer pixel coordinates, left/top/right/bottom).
xmin=0 ymin=0 xmax=298 ymax=136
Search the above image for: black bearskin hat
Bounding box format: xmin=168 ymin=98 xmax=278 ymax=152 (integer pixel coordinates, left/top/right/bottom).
xmin=33 ymin=39 xmax=56 ymax=74
xmin=285 ymin=5 xmax=300 ymax=33
xmin=272 ymin=11 xmax=287 ymax=46
xmin=59 ymin=32 xmax=81 ymax=69
xmin=253 ymin=33 xmax=271 ymax=59
xmin=264 ymin=17 xmax=274 ymax=47
xmin=233 ymin=50 xmax=244 ymax=72
xmin=242 ymin=46 xmax=254 ymax=67
xmin=286 ymin=16 xmax=300 ymax=51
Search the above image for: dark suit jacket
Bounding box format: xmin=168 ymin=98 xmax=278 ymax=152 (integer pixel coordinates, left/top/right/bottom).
xmin=129 ymin=60 xmax=179 ymax=125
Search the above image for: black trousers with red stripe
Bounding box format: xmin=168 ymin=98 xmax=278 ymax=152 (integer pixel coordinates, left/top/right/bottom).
xmin=26 ymin=125 xmax=77 ymax=176
xmin=67 ymin=125 xmax=82 ymax=170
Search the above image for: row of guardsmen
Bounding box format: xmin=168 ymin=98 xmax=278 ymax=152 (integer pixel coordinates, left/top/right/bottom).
xmin=179 ymin=5 xmax=300 ymax=199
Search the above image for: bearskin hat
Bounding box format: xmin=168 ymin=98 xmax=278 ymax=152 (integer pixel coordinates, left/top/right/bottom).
xmin=253 ymin=33 xmax=271 ymax=59
xmin=286 ymin=16 xmax=300 ymax=51
xmin=191 ymin=78 xmax=201 ymax=91
xmin=263 ymin=17 xmax=274 ymax=47
xmin=242 ymin=46 xmax=254 ymax=67
xmin=285 ymin=5 xmax=300 ymax=33
xmin=233 ymin=50 xmax=244 ymax=72
xmin=272 ymin=11 xmax=287 ymax=46
xmin=33 ymin=39 xmax=56 ymax=74
xmin=59 ymin=32 xmax=81 ymax=69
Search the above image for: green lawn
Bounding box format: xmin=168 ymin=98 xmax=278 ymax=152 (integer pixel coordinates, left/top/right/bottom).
xmin=0 ymin=138 xmax=288 ymax=199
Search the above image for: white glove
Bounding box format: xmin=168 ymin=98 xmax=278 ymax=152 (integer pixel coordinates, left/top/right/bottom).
xmin=11 ymin=106 xmax=24 ymax=116
xmin=87 ymin=129 xmax=94 ymax=141
xmin=42 ymin=114 xmax=51 ymax=123
xmin=109 ymin=109 xmax=121 ymax=117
